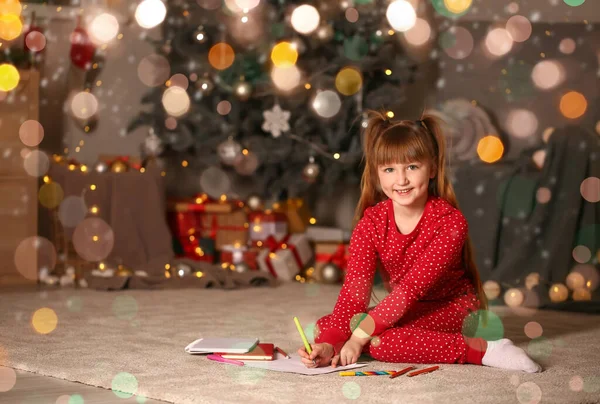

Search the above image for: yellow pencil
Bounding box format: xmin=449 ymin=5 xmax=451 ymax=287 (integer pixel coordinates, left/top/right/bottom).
xmin=294 ymin=316 xmax=312 ymax=354
xmin=294 ymin=316 xmax=316 ymax=365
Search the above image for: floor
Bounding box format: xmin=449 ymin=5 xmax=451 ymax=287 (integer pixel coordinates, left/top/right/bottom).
xmin=1 ymin=369 xmax=167 ymax=404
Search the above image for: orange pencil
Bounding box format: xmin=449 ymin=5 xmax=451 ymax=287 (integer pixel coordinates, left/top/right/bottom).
xmin=389 ymin=366 xmax=416 ymax=379
xmin=407 ymin=365 xmax=440 ymax=377
xmin=275 ymin=346 xmax=290 ymax=359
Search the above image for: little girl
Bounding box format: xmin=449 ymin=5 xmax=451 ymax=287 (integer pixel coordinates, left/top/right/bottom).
xmin=298 ymin=110 xmax=542 ymax=373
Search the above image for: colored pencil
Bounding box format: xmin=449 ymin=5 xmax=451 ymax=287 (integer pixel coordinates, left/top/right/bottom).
xmin=339 ymin=371 xmax=397 ymax=376
xmin=275 ymin=346 xmax=290 ymax=359
xmin=407 ymin=365 xmax=440 ymax=377
xmin=389 ymin=366 xmax=416 ymax=379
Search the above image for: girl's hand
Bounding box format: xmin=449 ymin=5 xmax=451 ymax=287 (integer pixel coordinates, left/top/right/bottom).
xmin=335 ymin=336 xmax=368 ymax=367
xmin=297 ymin=343 xmax=334 ymax=368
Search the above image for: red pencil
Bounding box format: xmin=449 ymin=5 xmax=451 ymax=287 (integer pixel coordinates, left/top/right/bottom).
xmin=275 ymin=346 xmax=290 ymax=359
xmin=407 ymin=365 xmax=440 ymax=377
xmin=389 ymin=366 xmax=416 ymax=379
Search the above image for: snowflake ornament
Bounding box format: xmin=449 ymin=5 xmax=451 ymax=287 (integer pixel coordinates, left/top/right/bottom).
xmin=262 ymin=104 xmax=290 ymax=138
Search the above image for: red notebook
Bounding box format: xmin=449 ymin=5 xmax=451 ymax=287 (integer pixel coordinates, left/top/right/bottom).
xmin=215 ymin=343 xmax=274 ymax=361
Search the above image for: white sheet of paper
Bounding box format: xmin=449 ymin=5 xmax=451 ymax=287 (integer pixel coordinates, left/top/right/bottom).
xmin=240 ymin=353 xmax=368 ymax=375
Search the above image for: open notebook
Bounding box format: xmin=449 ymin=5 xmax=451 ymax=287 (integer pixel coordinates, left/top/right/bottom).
xmin=185 ymin=337 xmax=259 ymax=354
xmin=240 ymin=352 xmax=368 ymax=375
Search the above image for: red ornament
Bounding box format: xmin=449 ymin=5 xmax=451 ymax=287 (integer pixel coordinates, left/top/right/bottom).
xmin=70 ymin=16 xmax=95 ymax=70
xmin=23 ymin=12 xmax=44 ymax=53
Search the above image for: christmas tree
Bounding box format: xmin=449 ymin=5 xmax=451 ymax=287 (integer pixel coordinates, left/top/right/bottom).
xmin=129 ymin=0 xmax=430 ymax=202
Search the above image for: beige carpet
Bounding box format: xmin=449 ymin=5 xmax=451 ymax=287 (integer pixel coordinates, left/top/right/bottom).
xmin=1 ymin=283 xmax=599 ymax=404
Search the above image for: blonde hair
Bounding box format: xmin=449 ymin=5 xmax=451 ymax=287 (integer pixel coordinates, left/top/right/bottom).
xmin=356 ymin=109 xmax=488 ymax=325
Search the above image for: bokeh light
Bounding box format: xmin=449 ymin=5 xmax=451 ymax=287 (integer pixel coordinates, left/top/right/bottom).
xmin=38 ymin=181 xmax=64 ymax=209
xmin=0 ymin=63 xmax=20 ymax=92
xmin=208 ymin=43 xmax=235 ymax=70
xmin=444 ymin=0 xmax=473 ymax=14
xmin=271 ymin=65 xmax=302 ymax=92
xmin=112 ymin=372 xmax=138 ymax=399
xmin=23 ymin=150 xmax=50 ymax=177
xmin=31 ymin=307 xmax=58 ymax=334
xmin=217 ymin=100 xmax=232 ymax=115
xmin=485 ymin=28 xmax=513 ymax=57
xmin=162 ymin=86 xmax=191 ymax=117
xmin=572 ymin=245 xmax=591 ymax=264
xmin=569 ymin=264 xmax=599 ymax=291
xmin=89 ymin=13 xmax=119 ymax=45
xmin=350 ymin=313 xmax=375 ymax=337
xmin=0 ymin=367 xmax=17 ymax=392
xmin=342 ymin=382 xmax=361 ymax=399
xmin=404 ymin=18 xmax=432 ymax=46
xmin=113 ymin=295 xmax=139 ymax=320
xmin=234 ymin=151 xmax=259 ymax=176
xmin=165 ymin=116 xmax=177 ymax=130
xmin=0 ymin=0 xmax=22 ymax=15
xmin=524 ymin=321 xmax=543 ymax=339
xmin=138 ymin=54 xmax=171 ymax=87
xmin=440 ymin=26 xmax=473 ymax=60
xmin=71 ymin=91 xmax=99 ymax=120
xmin=58 ymin=195 xmax=87 ymax=228
xmin=335 ymin=67 xmax=363 ymax=96
xmin=573 ymin=287 xmax=591 ymax=301
xmin=516 ymin=381 xmax=542 ymax=404
xmin=527 ymin=337 xmax=553 ymax=362
xmin=169 ymin=73 xmax=189 ymax=90
xmin=14 ymin=236 xmax=57 ymax=281
xmin=72 ymin=217 xmax=115 ymax=262
xmin=531 ymin=60 xmax=565 ymax=90
xmin=564 ymin=0 xmax=586 ymax=6
xmin=477 ymin=136 xmax=504 ymax=163
xmin=506 ymin=15 xmax=532 ymax=43
xmin=386 ymin=0 xmax=416 ymax=32
xmin=536 ymin=187 xmax=551 ymax=204
xmin=506 ymin=109 xmax=538 ymax=138
xmin=345 ymin=7 xmax=359 ymax=23
xmin=580 ymin=177 xmax=599 ymax=202
xmin=135 ymin=0 xmax=167 ymax=29
xmin=66 ymin=296 xmax=83 ymax=313
xmin=462 ymin=310 xmax=504 ymax=341
xmin=25 ymin=31 xmax=46 ymax=52
xmin=559 ymin=91 xmax=587 ymax=119
xmin=271 ymin=42 xmax=298 ymax=68
xmin=291 ymin=5 xmax=320 ymax=34
xmin=569 ymin=375 xmax=584 ymax=392
xmin=19 ymin=120 xmax=44 ymax=147
xmin=559 ymin=38 xmax=576 ymax=54
xmin=0 ymin=13 xmax=22 ymax=41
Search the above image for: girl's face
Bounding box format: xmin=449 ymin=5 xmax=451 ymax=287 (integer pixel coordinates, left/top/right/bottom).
xmin=377 ymin=160 xmax=436 ymax=211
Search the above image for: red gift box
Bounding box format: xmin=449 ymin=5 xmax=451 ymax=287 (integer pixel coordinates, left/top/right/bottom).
xmin=167 ymin=195 xmax=249 ymax=250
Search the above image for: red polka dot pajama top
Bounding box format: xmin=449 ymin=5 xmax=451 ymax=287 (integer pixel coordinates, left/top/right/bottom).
xmin=314 ymin=195 xmax=483 ymax=364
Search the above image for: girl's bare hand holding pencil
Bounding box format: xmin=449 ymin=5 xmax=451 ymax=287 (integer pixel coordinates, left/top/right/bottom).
xmin=298 ymin=343 xmax=334 ymax=368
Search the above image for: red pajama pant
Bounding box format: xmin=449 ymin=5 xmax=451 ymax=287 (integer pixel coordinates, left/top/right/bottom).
xmin=314 ymin=293 xmax=486 ymax=365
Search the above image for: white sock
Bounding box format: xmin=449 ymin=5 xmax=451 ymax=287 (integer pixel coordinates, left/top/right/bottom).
xmin=481 ymin=338 xmax=542 ymax=373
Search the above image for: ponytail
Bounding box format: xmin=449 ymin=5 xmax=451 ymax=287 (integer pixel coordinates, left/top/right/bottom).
xmin=422 ymin=114 xmax=489 ymax=325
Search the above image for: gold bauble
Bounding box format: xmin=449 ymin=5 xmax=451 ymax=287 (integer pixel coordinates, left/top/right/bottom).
xmin=504 ymin=288 xmax=524 ymax=308
xmin=549 ymin=283 xmax=569 ymax=303
xmin=111 ymin=160 xmax=129 ymax=173
xmin=572 ymin=287 xmax=592 ymax=301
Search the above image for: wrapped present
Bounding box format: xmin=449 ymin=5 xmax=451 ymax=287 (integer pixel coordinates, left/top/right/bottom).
xmin=175 ymin=233 xmax=216 ymax=263
xmin=273 ymin=198 xmax=312 ymax=234
xmin=220 ymin=244 xmax=259 ymax=270
xmin=247 ymin=210 xmax=287 ymax=242
xmin=257 ymin=234 xmax=313 ymax=281
xmin=167 ymin=195 xmax=249 ymax=250
xmin=314 ymin=242 xmax=349 ymax=274
xmin=306 ymin=226 xmax=351 ymax=243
